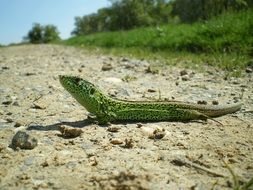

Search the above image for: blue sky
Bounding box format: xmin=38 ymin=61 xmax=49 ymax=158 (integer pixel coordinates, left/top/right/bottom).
xmin=0 ymin=0 xmax=109 ymax=45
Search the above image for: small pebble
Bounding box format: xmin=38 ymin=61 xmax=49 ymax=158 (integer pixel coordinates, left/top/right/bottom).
xmin=103 ymin=77 xmax=122 ymax=83
xmin=124 ymin=64 xmax=135 ymax=69
xmin=13 ymin=119 xmax=28 ymax=128
xmin=31 ymin=102 xmax=46 ymax=109
xmin=107 ymin=126 xmax=120 ymax=132
xmin=2 ymin=66 xmax=9 ymax=70
xmin=149 ymin=129 xmax=166 ymax=139
xmin=2 ymin=100 xmax=12 ymax=105
xmin=14 ymin=121 xmax=22 ymax=128
xmin=197 ymin=100 xmax=207 ymax=105
xmin=11 ymin=131 xmax=38 ymax=150
xmin=232 ymin=81 xmax=240 ymax=85
xmin=41 ymin=161 xmax=49 ymax=167
xmin=245 ymin=67 xmax=252 ymax=73
xmin=136 ymin=123 xmax=143 ymax=128
xmin=110 ymin=139 xmax=123 ymax=145
xmin=6 ymin=111 xmax=12 ymax=115
xmin=141 ymin=126 xmax=155 ymax=136
xmin=121 ymin=57 xmax=129 ymax=62
xmin=145 ymin=66 xmax=159 ymax=74
xmin=180 ymin=70 xmax=188 ymax=76
xmin=6 ymin=118 xmax=13 ymax=123
xmin=212 ymin=100 xmax=219 ymax=105
xmin=25 ymin=72 xmax=36 ymax=76
xmin=122 ymin=75 xmax=137 ymax=82
xmin=101 ymin=63 xmax=113 ymax=71
xmin=89 ymin=156 xmax=98 ymax=166
xmin=124 ymin=138 xmax=134 ymax=148
xmin=181 ymin=76 xmax=190 ymax=81
xmin=12 ymin=101 xmax=20 ymax=106
xmin=58 ymin=125 xmax=83 ymax=138
xmin=147 ymin=89 xmax=156 ymax=93
xmin=141 ymin=125 xmax=166 ymax=139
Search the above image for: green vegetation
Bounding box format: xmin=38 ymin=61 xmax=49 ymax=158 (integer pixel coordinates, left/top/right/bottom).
xmin=63 ymin=0 xmax=252 ymax=75
xmin=171 ymin=0 xmax=251 ymax=23
xmin=223 ymin=161 xmax=253 ymax=190
xmin=24 ymin=23 xmax=60 ymax=44
xmin=66 ymin=10 xmax=252 ymax=53
xmin=72 ymin=0 xmax=172 ymax=35
xmin=63 ymin=10 xmax=253 ymax=75
xmin=71 ymin=0 xmax=252 ymax=35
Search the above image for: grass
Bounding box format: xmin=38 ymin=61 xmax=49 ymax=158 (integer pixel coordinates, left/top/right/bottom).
xmin=62 ymin=10 xmax=253 ymax=75
xmin=223 ymin=161 xmax=253 ymax=190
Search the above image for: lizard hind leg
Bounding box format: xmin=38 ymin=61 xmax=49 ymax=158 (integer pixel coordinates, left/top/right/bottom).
xmin=96 ymin=116 xmax=111 ymax=125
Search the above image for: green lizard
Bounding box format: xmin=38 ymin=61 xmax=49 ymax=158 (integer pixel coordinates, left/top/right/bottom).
xmin=59 ymin=75 xmax=242 ymax=124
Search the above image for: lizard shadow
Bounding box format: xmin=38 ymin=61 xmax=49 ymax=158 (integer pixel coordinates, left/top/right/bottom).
xmin=27 ymin=118 xmax=207 ymax=132
xmin=27 ymin=119 xmax=94 ymax=131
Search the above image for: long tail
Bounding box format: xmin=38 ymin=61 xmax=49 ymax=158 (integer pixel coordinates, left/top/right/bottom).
xmin=192 ymin=102 xmax=242 ymax=117
xmin=112 ymin=98 xmax=242 ymax=118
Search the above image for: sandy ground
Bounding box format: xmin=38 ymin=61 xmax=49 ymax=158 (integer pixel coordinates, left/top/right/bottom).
xmin=0 ymin=44 xmax=252 ymax=190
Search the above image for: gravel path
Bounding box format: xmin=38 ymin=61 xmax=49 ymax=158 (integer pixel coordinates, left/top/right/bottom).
xmin=0 ymin=44 xmax=252 ymax=189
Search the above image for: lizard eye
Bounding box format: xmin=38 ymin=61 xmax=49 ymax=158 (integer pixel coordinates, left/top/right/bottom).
xmin=90 ymin=88 xmax=95 ymax=95
xmin=74 ymin=77 xmax=81 ymax=84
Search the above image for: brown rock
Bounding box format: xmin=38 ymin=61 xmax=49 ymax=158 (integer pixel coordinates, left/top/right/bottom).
xmin=11 ymin=131 xmax=38 ymax=150
xmin=101 ymin=63 xmax=113 ymax=71
xmin=59 ymin=125 xmax=83 ymax=138
xmin=246 ymin=67 xmax=253 ymax=73
xmin=180 ymin=70 xmax=188 ymax=76
xmin=110 ymin=139 xmax=123 ymax=145
xmin=197 ymin=100 xmax=207 ymax=105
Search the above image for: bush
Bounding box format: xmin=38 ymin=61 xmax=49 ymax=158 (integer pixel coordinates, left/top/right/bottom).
xmin=24 ymin=23 xmax=60 ymax=44
xmin=64 ymin=10 xmax=253 ymax=55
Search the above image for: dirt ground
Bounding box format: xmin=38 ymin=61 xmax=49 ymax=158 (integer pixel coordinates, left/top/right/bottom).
xmin=0 ymin=44 xmax=252 ymax=190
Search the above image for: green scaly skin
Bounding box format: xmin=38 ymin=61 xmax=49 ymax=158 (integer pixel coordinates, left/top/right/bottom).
xmin=59 ymin=75 xmax=242 ymax=124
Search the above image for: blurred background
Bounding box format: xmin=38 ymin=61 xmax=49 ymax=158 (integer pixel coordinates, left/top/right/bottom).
xmin=0 ymin=0 xmax=252 ymax=74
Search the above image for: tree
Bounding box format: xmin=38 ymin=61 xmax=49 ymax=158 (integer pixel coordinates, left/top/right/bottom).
xmin=26 ymin=23 xmax=44 ymax=43
xmin=71 ymin=0 xmax=172 ymax=35
xmin=25 ymin=23 xmax=60 ymax=43
xmin=171 ymin=0 xmax=251 ymax=23
xmin=43 ymin=25 xmax=60 ymax=43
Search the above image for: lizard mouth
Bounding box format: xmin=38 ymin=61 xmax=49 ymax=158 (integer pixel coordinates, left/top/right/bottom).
xmin=59 ymin=75 xmax=76 ymax=89
xmin=59 ymin=75 xmax=70 ymax=81
xmin=59 ymin=75 xmax=68 ymax=87
xmin=59 ymin=75 xmax=86 ymax=94
xmin=59 ymin=75 xmax=66 ymax=82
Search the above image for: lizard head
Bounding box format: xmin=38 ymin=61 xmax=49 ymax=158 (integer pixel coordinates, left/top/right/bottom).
xmin=59 ymin=75 xmax=105 ymax=115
